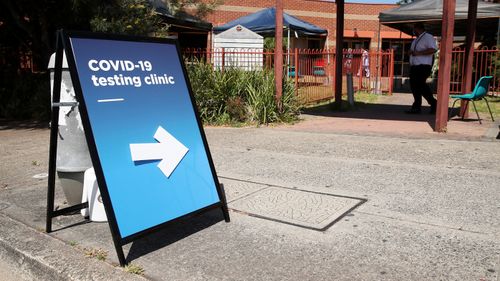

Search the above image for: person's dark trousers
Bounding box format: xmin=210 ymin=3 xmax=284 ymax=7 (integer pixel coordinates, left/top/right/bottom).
xmin=409 ymin=65 xmax=437 ymax=111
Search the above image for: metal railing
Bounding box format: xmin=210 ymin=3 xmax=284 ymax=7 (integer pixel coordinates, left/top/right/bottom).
xmin=285 ymin=48 xmax=394 ymax=103
xmin=183 ymin=48 xmax=395 ymax=104
xmin=450 ymin=46 xmax=499 ymax=96
xmin=183 ymin=48 xmax=275 ymax=70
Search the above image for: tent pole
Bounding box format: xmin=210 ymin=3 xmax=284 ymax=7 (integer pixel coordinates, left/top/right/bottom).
xmin=460 ymin=0 xmax=478 ymax=119
xmin=287 ymin=28 xmax=291 ymax=77
xmin=326 ymin=38 xmax=330 ymax=64
xmin=275 ymin=0 xmax=284 ymax=111
xmin=334 ymin=0 xmax=345 ymax=109
xmin=435 ymin=0 xmax=456 ymax=132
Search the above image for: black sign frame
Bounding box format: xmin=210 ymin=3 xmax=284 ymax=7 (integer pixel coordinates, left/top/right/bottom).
xmin=46 ymin=30 xmax=230 ymax=266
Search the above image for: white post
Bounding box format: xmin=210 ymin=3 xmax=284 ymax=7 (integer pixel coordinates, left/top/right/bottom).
xmin=287 ymin=28 xmax=291 ymax=77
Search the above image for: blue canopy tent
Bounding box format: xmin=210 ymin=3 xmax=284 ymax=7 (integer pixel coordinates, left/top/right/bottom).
xmin=213 ymin=7 xmax=328 ymax=37
xmin=214 ymin=7 xmax=328 ymax=75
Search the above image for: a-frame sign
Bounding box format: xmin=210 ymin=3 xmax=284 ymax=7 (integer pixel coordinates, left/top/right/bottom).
xmin=46 ymin=30 xmax=230 ymax=266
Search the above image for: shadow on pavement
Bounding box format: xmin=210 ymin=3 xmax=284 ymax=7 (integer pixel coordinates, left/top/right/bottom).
xmin=303 ymin=102 xmax=437 ymax=129
xmin=52 ymin=218 xmax=93 ymax=232
xmin=126 ymin=208 xmax=225 ymax=263
xmin=0 ymin=119 xmax=48 ymax=130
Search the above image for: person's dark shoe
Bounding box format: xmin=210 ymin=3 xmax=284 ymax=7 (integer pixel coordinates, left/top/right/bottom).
xmin=405 ymin=108 xmax=422 ymax=114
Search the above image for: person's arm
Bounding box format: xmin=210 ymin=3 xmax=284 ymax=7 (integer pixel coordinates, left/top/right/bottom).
xmin=410 ymin=48 xmax=436 ymax=56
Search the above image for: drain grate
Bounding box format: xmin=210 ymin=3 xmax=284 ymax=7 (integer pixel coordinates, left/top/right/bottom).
xmin=221 ymin=178 xmax=268 ymax=203
xmin=227 ymin=184 xmax=365 ymax=231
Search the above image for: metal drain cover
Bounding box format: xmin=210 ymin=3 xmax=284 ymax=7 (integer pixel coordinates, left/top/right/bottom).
xmin=229 ymin=186 xmax=365 ymax=231
xmin=221 ymin=178 xmax=268 ymax=203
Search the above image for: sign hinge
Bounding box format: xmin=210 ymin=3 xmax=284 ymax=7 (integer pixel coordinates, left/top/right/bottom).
xmin=52 ymin=102 xmax=79 ymax=107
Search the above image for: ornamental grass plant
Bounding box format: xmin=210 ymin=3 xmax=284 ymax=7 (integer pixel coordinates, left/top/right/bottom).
xmin=186 ymin=60 xmax=300 ymax=125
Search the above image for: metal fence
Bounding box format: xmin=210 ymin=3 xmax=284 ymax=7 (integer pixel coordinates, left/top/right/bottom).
xmin=183 ymin=48 xmax=275 ymax=70
xmin=451 ymin=46 xmax=499 ymax=96
xmin=286 ymin=48 xmax=394 ymax=103
xmin=183 ymin=48 xmax=395 ymax=104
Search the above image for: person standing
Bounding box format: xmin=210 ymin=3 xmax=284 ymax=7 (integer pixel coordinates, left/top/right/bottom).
xmin=406 ymin=23 xmax=437 ymax=114
xmin=358 ymin=49 xmax=370 ymax=78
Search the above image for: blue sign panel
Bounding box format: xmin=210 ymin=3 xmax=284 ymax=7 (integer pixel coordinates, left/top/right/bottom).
xmin=68 ymin=37 xmax=220 ymax=238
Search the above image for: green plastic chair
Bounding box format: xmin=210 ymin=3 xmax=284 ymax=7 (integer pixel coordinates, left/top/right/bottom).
xmin=449 ymin=76 xmax=495 ymax=124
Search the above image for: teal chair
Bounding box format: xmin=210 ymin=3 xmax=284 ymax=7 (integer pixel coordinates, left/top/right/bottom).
xmin=449 ymin=76 xmax=495 ymax=124
xmin=288 ymin=66 xmax=301 ymax=78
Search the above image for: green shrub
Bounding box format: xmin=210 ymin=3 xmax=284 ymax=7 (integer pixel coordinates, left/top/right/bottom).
xmin=0 ymin=72 xmax=50 ymax=120
xmin=246 ymin=70 xmax=298 ymax=124
xmin=186 ymin=60 xmax=300 ymax=125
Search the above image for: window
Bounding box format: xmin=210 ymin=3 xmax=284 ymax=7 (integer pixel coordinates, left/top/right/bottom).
xmin=343 ymin=38 xmax=370 ymax=50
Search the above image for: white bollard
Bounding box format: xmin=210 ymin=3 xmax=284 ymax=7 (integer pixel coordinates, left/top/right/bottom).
xmin=81 ymin=168 xmax=107 ymax=222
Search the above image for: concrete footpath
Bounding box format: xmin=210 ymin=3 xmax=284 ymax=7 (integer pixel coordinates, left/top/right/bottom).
xmin=293 ymin=93 xmax=499 ymax=140
xmin=0 ymin=122 xmax=499 ymax=280
xmin=0 ymin=258 xmax=24 ymax=281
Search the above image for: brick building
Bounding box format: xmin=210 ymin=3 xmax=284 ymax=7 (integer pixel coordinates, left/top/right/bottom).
xmin=206 ymin=0 xmax=414 ymax=77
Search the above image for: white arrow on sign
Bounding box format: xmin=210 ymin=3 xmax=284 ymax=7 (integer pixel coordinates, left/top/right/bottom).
xmin=129 ymin=126 xmax=189 ymax=178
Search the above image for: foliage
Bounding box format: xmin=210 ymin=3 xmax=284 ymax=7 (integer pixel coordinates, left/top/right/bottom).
xmin=431 ymin=49 xmax=439 ymax=78
xmin=0 ymin=0 xmax=94 ymax=70
xmin=0 ymin=0 xmax=219 ymax=120
xmin=0 ymin=72 xmax=50 ymax=120
xmin=494 ymin=46 xmax=500 ymax=79
xmin=165 ymin=0 xmax=222 ymax=19
xmin=186 ymin=61 xmax=301 ymax=125
xmin=245 ymin=70 xmax=298 ymax=124
xmin=264 ymin=37 xmax=289 ymax=50
xmin=90 ymin=0 xmax=168 ymax=37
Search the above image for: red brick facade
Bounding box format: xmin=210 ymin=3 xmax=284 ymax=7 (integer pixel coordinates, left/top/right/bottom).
xmin=206 ymin=0 xmax=412 ymax=51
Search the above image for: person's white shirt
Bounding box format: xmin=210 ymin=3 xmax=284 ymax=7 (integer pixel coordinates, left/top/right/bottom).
xmin=409 ymin=32 xmax=437 ymax=66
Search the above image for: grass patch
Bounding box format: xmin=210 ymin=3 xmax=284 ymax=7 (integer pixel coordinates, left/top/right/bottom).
xmin=352 ymin=91 xmax=380 ymax=105
xmin=303 ymin=90 xmax=382 ymax=111
xmin=449 ymin=95 xmax=499 ymax=120
xmin=84 ymin=247 xmax=108 ymax=261
xmin=298 ymin=86 xmax=381 ymax=108
xmin=124 ymin=263 xmax=145 ymax=275
xmin=469 ymin=96 xmax=499 ymax=115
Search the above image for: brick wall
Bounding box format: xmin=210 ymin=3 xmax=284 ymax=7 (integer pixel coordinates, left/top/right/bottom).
xmin=205 ymin=0 xmax=410 ymax=51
